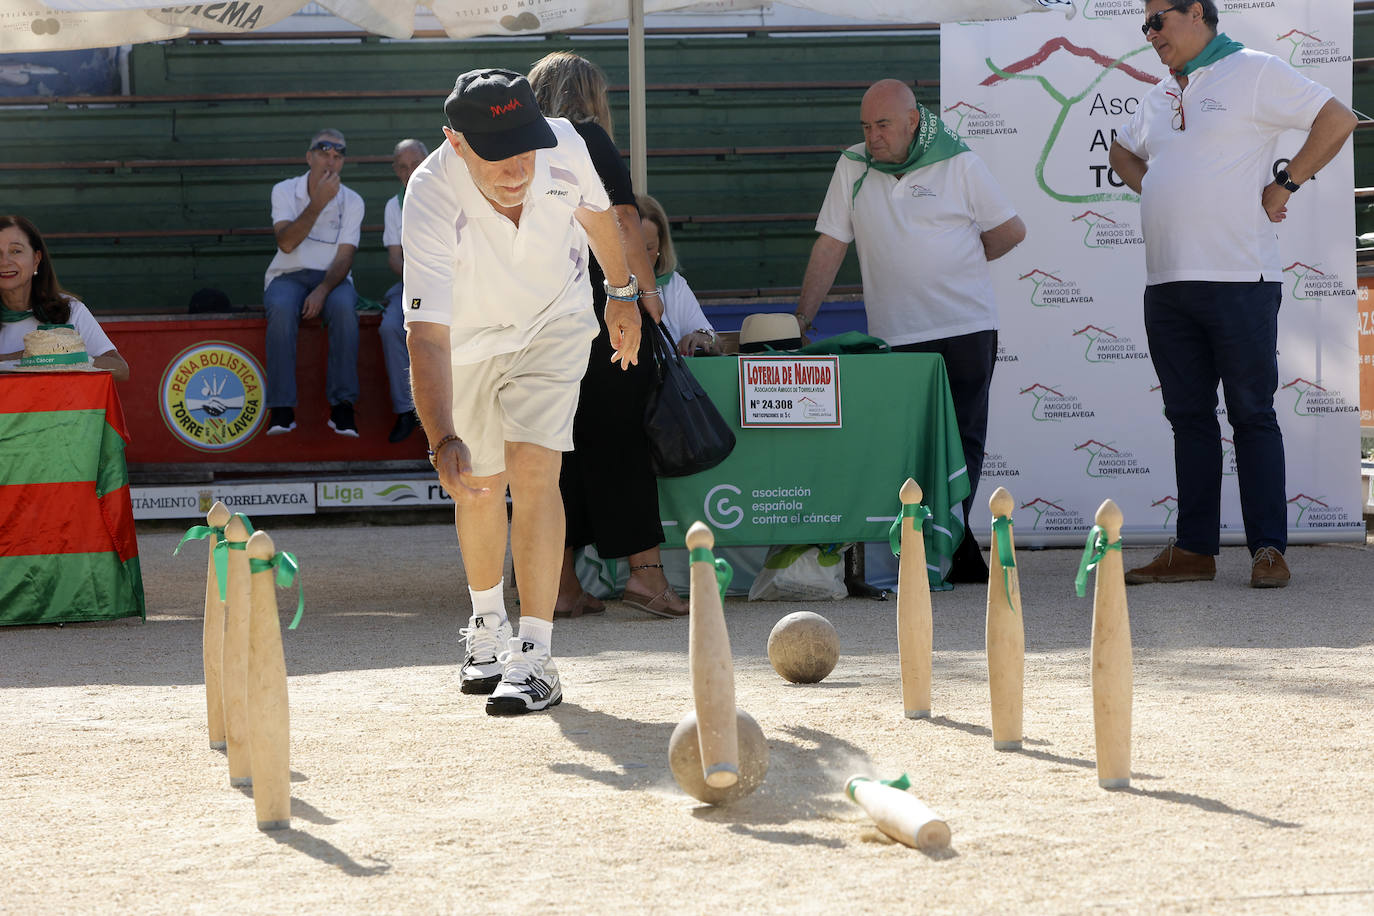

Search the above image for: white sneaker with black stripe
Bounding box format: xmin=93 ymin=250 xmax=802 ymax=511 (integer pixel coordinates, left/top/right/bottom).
xmin=459 ymin=614 xmax=510 ymax=695
xmin=486 ymin=638 xmax=562 ymax=716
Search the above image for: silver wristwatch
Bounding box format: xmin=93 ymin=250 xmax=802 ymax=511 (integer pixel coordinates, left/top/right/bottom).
xmin=604 ymin=276 xmax=639 ymax=299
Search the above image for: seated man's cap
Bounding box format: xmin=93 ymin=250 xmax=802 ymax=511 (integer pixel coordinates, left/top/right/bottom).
xmin=738 ymin=313 xmax=803 ymax=353
xmin=444 ymin=68 xmax=557 ymax=163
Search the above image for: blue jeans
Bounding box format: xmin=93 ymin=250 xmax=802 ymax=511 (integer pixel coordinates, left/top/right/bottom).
xmin=263 ymin=269 xmax=359 ymax=408
xmin=1143 ymin=280 xmax=1285 ymax=555
xmin=380 ymin=280 xmax=412 ymax=414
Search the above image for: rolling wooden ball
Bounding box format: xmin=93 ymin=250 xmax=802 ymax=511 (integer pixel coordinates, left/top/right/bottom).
xmin=668 ymin=709 xmax=768 ymax=805
xmin=767 ymin=611 xmax=840 ymax=683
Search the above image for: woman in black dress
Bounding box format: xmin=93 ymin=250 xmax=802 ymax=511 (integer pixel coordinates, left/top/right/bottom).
xmin=528 ymin=51 xmax=689 ymax=618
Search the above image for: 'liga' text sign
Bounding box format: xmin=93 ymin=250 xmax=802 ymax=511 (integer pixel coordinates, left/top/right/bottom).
xmin=737 ymin=355 xmax=841 ymax=429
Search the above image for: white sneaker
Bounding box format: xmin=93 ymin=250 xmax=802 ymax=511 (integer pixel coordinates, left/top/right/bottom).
xmin=459 ymin=614 xmax=510 ymax=695
xmin=486 ymin=638 xmax=562 ymax=716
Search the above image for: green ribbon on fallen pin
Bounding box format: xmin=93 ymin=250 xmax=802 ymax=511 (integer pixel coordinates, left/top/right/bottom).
xmin=249 ymin=550 xmax=305 ymax=630
xmin=689 ymin=547 xmax=733 ymax=601
xmin=991 ymin=514 xmax=1017 ymax=609
xmin=1074 ymin=525 xmax=1122 ymax=598
xmin=888 ymin=502 xmax=931 ymax=557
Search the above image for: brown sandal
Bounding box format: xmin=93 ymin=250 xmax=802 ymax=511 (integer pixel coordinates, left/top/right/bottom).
xmin=553 ymin=592 xmax=606 ymax=619
xmin=621 ymin=585 xmax=689 ymax=618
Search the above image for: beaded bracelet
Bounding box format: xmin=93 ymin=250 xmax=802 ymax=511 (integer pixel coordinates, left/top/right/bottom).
xmin=427 ymin=434 xmax=460 ymax=469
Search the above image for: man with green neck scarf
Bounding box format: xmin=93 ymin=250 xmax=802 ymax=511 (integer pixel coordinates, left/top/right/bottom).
xmin=1108 ymin=0 xmax=1355 ymax=589
xmin=796 ymin=78 xmax=1026 ymax=584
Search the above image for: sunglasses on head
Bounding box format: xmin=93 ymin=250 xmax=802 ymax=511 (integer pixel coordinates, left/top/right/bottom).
xmin=310 ymin=140 xmax=347 ymax=155
xmin=1141 ymin=1 xmax=1194 ymax=36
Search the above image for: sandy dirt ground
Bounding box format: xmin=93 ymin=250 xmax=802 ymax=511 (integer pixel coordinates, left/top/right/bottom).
xmin=3 ymin=521 xmax=1373 ymax=915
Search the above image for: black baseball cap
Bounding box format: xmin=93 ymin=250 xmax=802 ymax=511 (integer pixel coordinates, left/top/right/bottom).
xmin=444 ymin=68 xmax=556 ymax=162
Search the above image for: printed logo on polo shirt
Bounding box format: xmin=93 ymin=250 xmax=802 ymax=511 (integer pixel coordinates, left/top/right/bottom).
xmin=1018 ymin=268 xmax=1093 ymax=307
xmin=982 ymin=451 xmax=1023 ymax=479
xmin=1283 ymin=262 xmax=1355 ymax=301
xmin=943 ymin=101 xmax=1018 ymax=139
xmin=159 ymin=342 xmax=265 ymax=453
xmin=410 ymin=298 xmax=422 ymax=309
xmin=1198 ymin=97 xmax=1227 ymax=112
xmin=1074 ymin=438 xmax=1151 ymax=478
xmin=1280 ymin=377 xmax=1358 ymax=417
xmin=1288 ymin=492 xmax=1357 ymax=529
xmin=546 ymin=188 xmax=568 ymax=197
xmin=1020 ymin=497 xmax=1086 ymax=532
xmin=1080 ymin=0 xmax=1137 ymax=19
xmin=1070 ymin=210 xmax=1143 ymax=248
xmin=1148 ymin=495 xmax=1179 ymax=529
xmin=1019 ymin=383 xmax=1095 ymax=421
xmin=1274 ymin=28 xmax=1350 ymax=68
xmin=1072 ymin=325 xmax=1148 ymax=363
xmin=909 ymin=184 xmax=937 ymax=198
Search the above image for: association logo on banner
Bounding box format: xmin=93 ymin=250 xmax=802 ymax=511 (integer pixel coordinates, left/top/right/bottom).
xmin=996 ymin=343 xmax=1020 ymax=363
xmin=983 ymin=451 xmax=1023 ymax=479
xmin=1019 ymin=497 xmax=1087 ymax=531
xmin=160 ymin=342 xmax=265 ymax=452
xmin=1221 ymin=437 xmax=1238 ymax=475
xmin=1019 ymin=383 xmax=1096 ymax=421
xmin=1080 ymin=0 xmax=1138 ymax=19
xmin=1287 ymin=492 xmax=1357 ymax=529
xmin=1074 ymin=438 xmax=1152 ymax=477
xmin=1018 ymin=268 xmax=1095 ymax=307
xmin=1147 ymin=495 xmax=1179 ymax=529
xmin=1279 ymin=377 xmax=1359 ymax=417
xmin=1072 ymin=325 xmax=1149 ymax=362
xmin=1282 ymin=261 xmax=1355 ymax=301
xmin=1070 ymin=210 xmax=1143 ymax=248
xmin=1273 ymin=28 xmax=1350 ymax=68
xmin=943 ymin=101 xmax=1019 ymax=139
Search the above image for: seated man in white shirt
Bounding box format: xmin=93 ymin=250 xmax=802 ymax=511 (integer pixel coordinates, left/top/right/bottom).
xmin=262 ymin=128 xmax=364 ymax=437
xmin=379 ymin=138 xmax=428 ymax=442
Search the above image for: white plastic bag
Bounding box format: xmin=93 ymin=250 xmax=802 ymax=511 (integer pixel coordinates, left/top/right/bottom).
xmin=748 ymin=544 xmax=848 ymax=601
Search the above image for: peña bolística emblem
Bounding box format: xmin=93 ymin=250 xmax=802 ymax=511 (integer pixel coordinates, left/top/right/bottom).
xmin=159 ymin=342 xmax=265 ymax=452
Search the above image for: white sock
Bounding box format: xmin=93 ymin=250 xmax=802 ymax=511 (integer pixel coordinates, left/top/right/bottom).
xmin=468 ymin=581 xmax=506 ymax=625
xmin=518 ymin=617 xmax=553 ymax=654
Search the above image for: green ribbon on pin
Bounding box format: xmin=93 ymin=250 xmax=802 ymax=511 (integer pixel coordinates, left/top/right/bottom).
xmin=991 ymin=514 xmax=1017 ymax=609
xmin=1074 ymin=525 xmax=1122 ymax=598
xmin=688 ymin=546 xmax=733 ymax=601
xmin=249 ymin=551 xmax=305 ymax=630
xmin=174 ymin=514 xmax=254 ymax=601
xmin=888 ymin=502 xmax=931 ymax=557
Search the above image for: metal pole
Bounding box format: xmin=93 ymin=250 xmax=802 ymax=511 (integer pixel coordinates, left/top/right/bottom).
xmin=628 ymin=0 xmax=648 ymax=194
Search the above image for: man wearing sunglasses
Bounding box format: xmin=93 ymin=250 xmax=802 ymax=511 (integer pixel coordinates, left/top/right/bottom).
xmin=263 ymin=128 xmax=365 ymax=437
xmin=1108 ymin=0 xmax=1356 ymax=588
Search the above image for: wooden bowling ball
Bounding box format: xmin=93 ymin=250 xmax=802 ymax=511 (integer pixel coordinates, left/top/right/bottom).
xmin=668 ymin=709 xmax=768 ymax=805
xmin=767 ymin=611 xmax=840 ymax=683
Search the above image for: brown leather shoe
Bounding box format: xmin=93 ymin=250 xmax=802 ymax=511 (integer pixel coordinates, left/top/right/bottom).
xmin=1124 ymin=540 xmax=1216 ymax=585
xmin=1250 ymin=546 xmax=1290 ymax=588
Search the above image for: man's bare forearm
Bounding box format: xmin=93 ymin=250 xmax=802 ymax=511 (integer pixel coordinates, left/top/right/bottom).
xmin=796 ymin=234 xmax=849 ymax=325
xmin=407 ymin=322 xmax=456 ymax=444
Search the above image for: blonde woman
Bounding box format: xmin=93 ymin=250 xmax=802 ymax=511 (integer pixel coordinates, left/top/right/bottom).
xmin=529 ymin=51 xmax=690 ymax=619
xmin=637 ymin=193 xmax=719 ymax=356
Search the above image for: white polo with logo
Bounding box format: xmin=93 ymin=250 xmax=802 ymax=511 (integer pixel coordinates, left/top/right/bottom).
xmin=815 ymin=143 xmax=1016 ymax=347
xmin=263 ymin=173 xmax=364 ymax=287
xmin=401 ymin=117 xmax=610 ymax=365
xmin=1114 ymin=49 xmax=1333 ymax=286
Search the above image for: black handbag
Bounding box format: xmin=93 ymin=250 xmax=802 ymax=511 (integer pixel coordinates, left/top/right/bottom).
xmin=643 ymin=321 xmax=736 ymax=477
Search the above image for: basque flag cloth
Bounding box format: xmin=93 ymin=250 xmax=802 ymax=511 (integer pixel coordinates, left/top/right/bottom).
xmin=0 ymin=371 xmax=145 ymax=626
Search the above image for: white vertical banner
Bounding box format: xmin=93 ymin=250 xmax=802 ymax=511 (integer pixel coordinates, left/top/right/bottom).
xmin=941 ymin=1 xmax=1359 ymax=546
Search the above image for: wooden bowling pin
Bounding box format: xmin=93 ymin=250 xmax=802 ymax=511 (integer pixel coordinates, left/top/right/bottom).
xmin=896 ymin=478 xmax=932 ymax=719
xmin=845 ymin=775 xmax=951 ymax=851
xmin=685 ymin=521 xmax=738 ymax=789
xmin=985 ymin=487 xmax=1024 ymax=751
xmin=222 ymin=514 xmax=253 ymax=787
xmin=1090 ymin=499 xmax=1132 ymax=789
xmin=246 ymin=530 xmax=291 ymax=831
xmin=202 ymin=501 xmax=231 ymax=750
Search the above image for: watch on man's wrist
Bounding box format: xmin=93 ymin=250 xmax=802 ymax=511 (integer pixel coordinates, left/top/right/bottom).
xmin=1274 ymin=169 xmax=1301 ymax=193
xmin=603 ymin=276 xmax=639 ymax=299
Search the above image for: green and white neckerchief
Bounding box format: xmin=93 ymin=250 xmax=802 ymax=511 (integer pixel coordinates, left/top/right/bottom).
xmin=841 ymin=103 xmax=970 ymax=202
xmin=1173 ymin=32 xmax=1244 ymax=78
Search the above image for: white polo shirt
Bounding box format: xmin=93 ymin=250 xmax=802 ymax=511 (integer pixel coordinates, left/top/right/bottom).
xmin=0 ymin=299 xmax=116 ymax=357
xmin=815 ymin=145 xmax=1016 ymax=347
xmin=382 ymin=193 xmax=402 ymax=248
xmin=1114 ymin=49 xmax=1333 ymax=285
xmin=263 ymin=173 xmax=364 ymax=288
xmin=401 ymin=118 xmax=611 ymax=365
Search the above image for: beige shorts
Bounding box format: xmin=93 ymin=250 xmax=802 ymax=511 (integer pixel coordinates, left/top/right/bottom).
xmin=451 ymin=309 xmax=599 ymax=476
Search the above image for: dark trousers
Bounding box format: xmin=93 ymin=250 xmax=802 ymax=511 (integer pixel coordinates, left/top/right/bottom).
xmin=1143 ymin=280 xmax=1286 ymax=556
xmin=895 ymin=329 xmax=998 ymax=530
